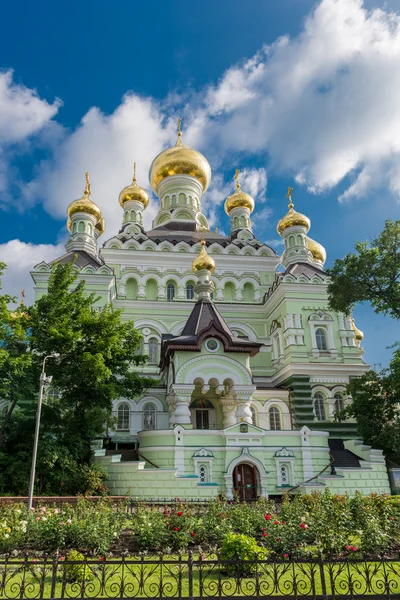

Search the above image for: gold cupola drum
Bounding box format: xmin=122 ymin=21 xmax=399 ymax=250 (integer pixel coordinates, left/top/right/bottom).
xmin=119 ymin=163 xmax=149 ymax=229
xmin=66 ymin=172 xmax=105 ymax=256
xmin=225 ymin=169 xmax=255 ymax=234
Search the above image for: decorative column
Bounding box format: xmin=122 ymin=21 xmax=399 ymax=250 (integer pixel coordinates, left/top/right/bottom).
xmin=234 ymin=386 xmax=256 ymax=424
xmin=170 ymin=384 xmax=194 ymax=426
xmin=220 ymin=395 xmax=237 ymax=428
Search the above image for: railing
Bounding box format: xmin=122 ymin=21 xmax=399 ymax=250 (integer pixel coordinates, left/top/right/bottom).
xmin=0 ymin=552 xmax=399 ymax=599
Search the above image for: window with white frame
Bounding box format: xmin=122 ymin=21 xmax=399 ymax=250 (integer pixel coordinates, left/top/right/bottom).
xmin=143 ymin=403 xmax=156 ymax=430
xmin=314 ymin=393 xmax=326 ymax=421
xmin=280 ymin=464 xmax=289 ymax=485
xmin=148 ymin=338 xmax=158 ymax=364
xmin=198 ymin=464 xmax=208 ymax=483
xmin=269 ymin=406 xmax=281 ymax=430
xmin=117 ymin=403 xmax=130 ymax=431
xmin=45 ymin=387 xmax=60 ymax=405
xmin=315 ymin=328 xmax=328 ymax=351
xmin=334 ymin=393 xmax=345 ymax=413
xmin=186 ymin=284 xmax=194 ymax=300
xmin=167 ymin=283 xmax=176 ymax=301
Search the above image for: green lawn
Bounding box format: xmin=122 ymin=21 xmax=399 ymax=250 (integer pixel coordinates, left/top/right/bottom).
xmin=0 ymin=556 xmax=399 ymax=598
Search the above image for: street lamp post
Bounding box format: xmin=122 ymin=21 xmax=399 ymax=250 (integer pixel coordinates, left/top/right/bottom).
xmin=27 ymin=353 xmax=60 ymax=510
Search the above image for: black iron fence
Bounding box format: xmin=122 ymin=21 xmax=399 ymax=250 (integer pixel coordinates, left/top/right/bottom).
xmin=0 ymin=552 xmax=399 ymax=599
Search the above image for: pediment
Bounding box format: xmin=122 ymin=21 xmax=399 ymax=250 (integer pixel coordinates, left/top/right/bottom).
xmin=224 ymin=422 xmax=265 ymax=435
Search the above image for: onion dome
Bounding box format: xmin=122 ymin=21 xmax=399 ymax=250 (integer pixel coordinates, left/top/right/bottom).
xmin=149 ymin=118 xmax=211 ymax=193
xmin=306 ymin=237 xmax=326 ymax=265
xmin=119 ymin=163 xmax=149 ymax=208
xmin=224 ymin=169 xmax=255 ymax=215
xmin=351 ymin=317 xmax=364 ymax=345
xmin=192 ymin=239 xmax=216 ymax=273
xmin=277 ymin=187 xmax=310 ymax=236
xmin=67 ymin=172 xmax=102 ymax=223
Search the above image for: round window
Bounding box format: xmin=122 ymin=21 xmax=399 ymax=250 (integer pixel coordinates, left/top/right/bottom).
xmin=205 ymin=338 xmax=220 ymax=352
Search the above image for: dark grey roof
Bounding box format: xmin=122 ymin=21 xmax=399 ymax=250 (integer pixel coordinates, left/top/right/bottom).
xmin=50 ymin=251 xmax=103 ymax=268
xmin=285 ymin=262 xmax=326 ymax=278
xmin=160 ymin=297 xmax=262 ymax=369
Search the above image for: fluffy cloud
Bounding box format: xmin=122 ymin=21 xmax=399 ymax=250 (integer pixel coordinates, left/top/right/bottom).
xmin=0 ymin=240 xmax=64 ymax=305
xmin=0 ymin=70 xmax=60 ymax=199
xmin=203 ymin=0 xmax=400 ymax=201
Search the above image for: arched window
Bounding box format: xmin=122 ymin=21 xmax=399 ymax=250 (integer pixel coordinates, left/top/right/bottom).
xmin=126 ymin=278 xmax=138 ymax=300
xmin=280 ymin=464 xmax=289 ymax=485
xmin=117 ymin=403 xmax=130 ymax=431
xmin=198 ymin=464 xmax=208 ymax=483
xmin=314 ymin=393 xmax=326 ymax=421
xmin=243 ymin=283 xmax=254 ymax=303
xmin=167 ymin=282 xmax=176 ymax=301
xmin=186 ymin=284 xmax=194 ymax=300
xmin=334 ymin=393 xmax=345 ymax=413
xmin=146 ymin=279 xmax=158 ymax=301
xmin=269 ymin=407 xmax=281 ymax=430
xmin=87 ymin=223 xmax=93 ymax=235
xmin=45 ymin=387 xmax=60 ymax=405
xmin=143 ymin=403 xmax=156 ymax=430
xmin=224 ymin=282 xmax=235 ymax=302
xmin=315 ymin=328 xmax=328 ymax=351
xmin=250 ymin=406 xmax=257 ymax=426
xmin=148 ymin=338 xmax=158 ymax=365
xmin=78 ymin=221 xmax=85 ymax=233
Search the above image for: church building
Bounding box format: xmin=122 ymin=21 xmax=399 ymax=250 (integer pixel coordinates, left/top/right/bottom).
xmin=31 ymin=122 xmax=390 ymax=500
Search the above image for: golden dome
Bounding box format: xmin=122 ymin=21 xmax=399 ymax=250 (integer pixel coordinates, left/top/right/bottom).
xmin=351 ymin=317 xmax=364 ymax=344
xmin=224 ymin=169 xmax=255 ymax=215
xmin=277 ymin=187 xmax=310 ymax=236
xmin=95 ymin=217 xmax=105 ymax=236
xmin=68 ymin=172 xmax=102 ymax=223
xmin=119 ymin=163 xmax=149 ymax=208
xmin=306 ymin=237 xmax=326 ymax=265
xmin=192 ymin=239 xmax=216 ymax=273
xmin=149 ymin=119 xmax=211 ymax=193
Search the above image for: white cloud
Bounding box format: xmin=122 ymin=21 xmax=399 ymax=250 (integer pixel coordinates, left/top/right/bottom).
xmin=0 ymin=240 xmax=64 ymax=305
xmin=202 ymin=0 xmax=400 ymax=201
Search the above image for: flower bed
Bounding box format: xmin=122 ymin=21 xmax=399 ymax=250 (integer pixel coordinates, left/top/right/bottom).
xmin=0 ymin=491 xmax=399 ymax=558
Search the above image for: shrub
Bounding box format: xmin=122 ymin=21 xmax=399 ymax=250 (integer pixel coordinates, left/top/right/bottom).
xmin=219 ymin=533 xmax=266 ymax=575
xmin=65 ymin=550 xmax=92 ymax=583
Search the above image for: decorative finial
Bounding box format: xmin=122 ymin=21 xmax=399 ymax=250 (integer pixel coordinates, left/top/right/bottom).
xmin=234 ymin=169 xmax=241 ymax=191
xmin=286 ymin=186 xmax=294 ymax=210
xmin=133 ymin=162 xmax=137 ymax=183
xmin=84 ymin=172 xmax=91 ymax=197
xmin=215 ymin=227 xmax=219 ymax=233
xmin=176 ymin=117 xmax=183 ymax=146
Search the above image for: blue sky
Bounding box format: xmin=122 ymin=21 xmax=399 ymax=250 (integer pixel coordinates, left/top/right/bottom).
xmin=0 ymin=0 xmax=398 ymax=367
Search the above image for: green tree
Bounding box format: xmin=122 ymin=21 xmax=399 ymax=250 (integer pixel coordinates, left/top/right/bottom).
xmin=327 ymin=220 xmax=400 ymax=318
xmin=0 ymin=262 xmax=152 ymax=494
xmin=327 ymin=220 xmax=400 ymax=460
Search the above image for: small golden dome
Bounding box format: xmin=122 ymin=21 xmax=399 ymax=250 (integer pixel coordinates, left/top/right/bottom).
xmin=224 ymin=169 xmax=255 ymax=215
xmin=68 ymin=172 xmax=102 ymax=223
xmin=306 ymin=237 xmax=326 ymax=265
xmin=149 ymin=119 xmax=211 ymax=193
xmin=119 ymin=163 xmax=149 ymax=208
xmin=95 ymin=216 xmax=105 ymax=236
xmin=351 ymin=317 xmax=364 ymax=344
xmin=277 ymin=186 xmax=310 ymax=236
xmin=192 ymin=239 xmax=216 ymax=273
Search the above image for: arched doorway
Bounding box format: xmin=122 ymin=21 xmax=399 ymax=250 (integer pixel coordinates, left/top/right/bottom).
xmin=233 ymin=463 xmax=259 ymax=501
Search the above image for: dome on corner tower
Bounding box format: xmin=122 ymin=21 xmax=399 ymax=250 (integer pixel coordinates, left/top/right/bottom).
xmin=149 ymin=119 xmax=211 ymax=193
xmin=67 ymin=173 xmax=103 ymax=229
xmin=306 ymin=237 xmax=326 ymax=265
xmin=119 ymin=163 xmax=149 ymax=208
xmin=277 ymin=187 xmax=310 ymax=236
xmin=224 ymin=169 xmax=255 ymax=215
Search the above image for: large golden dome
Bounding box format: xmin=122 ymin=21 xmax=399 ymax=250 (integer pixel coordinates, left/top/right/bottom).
xmin=119 ymin=163 xmax=149 ymax=208
xmin=224 ymin=169 xmax=255 ymax=215
xmin=192 ymin=240 xmax=216 ymax=273
xmin=149 ymin=120 xmax=211 ymax=193
xmin=306 ymin=237 xmax=326 ymax=265
xmin=277 ymin=187 xmax=310 ymax=236
xmin=67 ymin=173 xmax=102 ymax=223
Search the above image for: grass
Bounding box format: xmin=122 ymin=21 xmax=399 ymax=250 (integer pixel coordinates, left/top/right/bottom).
xmin=0 ymin=555 xmax=399 ymax=598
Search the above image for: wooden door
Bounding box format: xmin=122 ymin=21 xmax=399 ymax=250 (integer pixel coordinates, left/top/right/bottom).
xmin=233 ymin=464 xmax=258 ymax=501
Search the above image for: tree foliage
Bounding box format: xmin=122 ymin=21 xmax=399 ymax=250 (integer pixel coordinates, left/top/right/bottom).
xmin=0 ymin=262 xmax=152 ymax=495
xmin=327 ymin=220 xmax=400 ymax=460
xmin=327 ymin=220 xmax=400 ymax=318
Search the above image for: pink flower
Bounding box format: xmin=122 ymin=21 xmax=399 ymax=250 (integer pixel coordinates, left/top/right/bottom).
xmin=190 ymin=531 xmax=196 ymax=537
xmin=99 ymin=557 xmax=104 ymax=561
xmin=35 ymin=517 xmax=40 ymax=522
xmin=345 ymin=545 xmax=351 ymax=550
xmin=300 ymin=523 xmax=308 ymax=530
xmin=174 ymin=527 xmax=179 ymax=531
xmin=276 ymin=537 xmax=281 ymax=542
xmin=274 ymin=520 xmax=280 ymax=525
xmin=283 ymin=553 xmax=289 ymax=558
xmin=262 ymin=533 xmax=268 ymax=537
xmin=351 ymin=546 xmax=358 ymax=552
xmin=265 ymin=514 xmax=271 ymax=521
xmin=390 ymin=517 xmax=394 ymax=521
xmin=177 ymin=511 xmax=183 ymax=517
